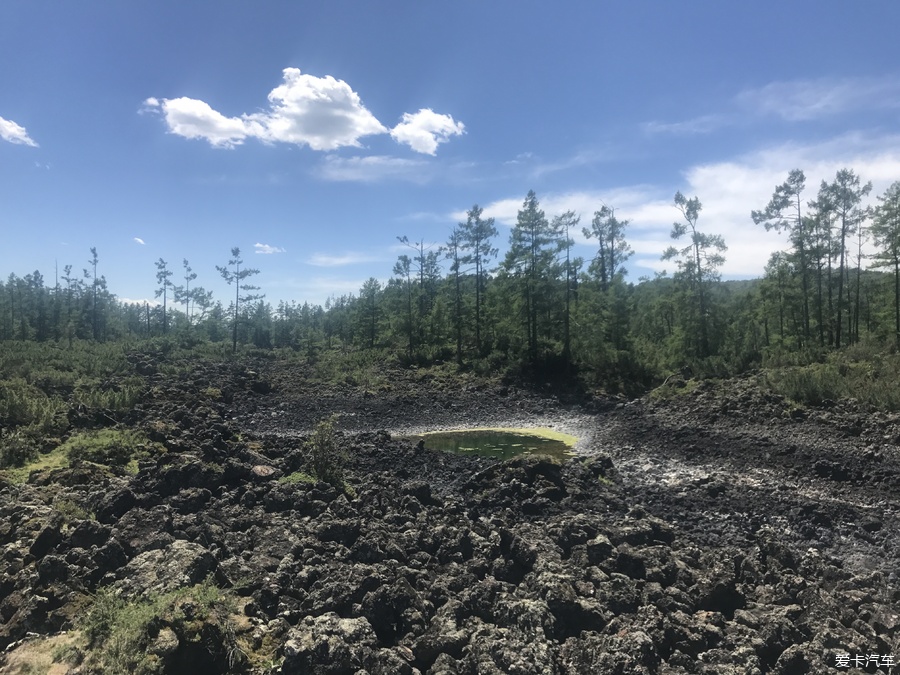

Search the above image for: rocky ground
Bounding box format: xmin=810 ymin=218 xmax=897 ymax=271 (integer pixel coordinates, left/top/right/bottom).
xmin=1 ymin=354 xmax=898 ymax=673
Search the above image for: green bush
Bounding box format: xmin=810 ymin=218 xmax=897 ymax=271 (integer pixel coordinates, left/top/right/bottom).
xmin=0 ymin=378 xmax=66 ymax=433
xmin=61 ymin=428 xmax=160 ymax=469
xmin=78 ymin=579 xmax=244 ymax=674
xmin=279 ymin=471 xmax=317 ymax=485
xmin=0 ymin=429 xmax=42 ymax=469
xmin=764 ymin=350 xmax=900 ymax=411
xmin=306 ymin=415 xmax=347 ymax=488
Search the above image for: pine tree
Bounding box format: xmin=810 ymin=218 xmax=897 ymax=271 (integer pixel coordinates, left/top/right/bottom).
xmin=459 ymin=205 xmax=498 ymax=355
xmin=154 ymin=258 xmax=174 ymax=334
xmin=216 ymin=247 xmax=263 ymax=353
xmin=662 ymin=192 xmax=726 ymax=358
xmin=872 ymin=181 xmax=900 ymax=347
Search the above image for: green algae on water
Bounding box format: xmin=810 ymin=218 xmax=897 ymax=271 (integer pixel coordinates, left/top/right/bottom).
xmin=413 ymin=427 xmax=576 ymax=461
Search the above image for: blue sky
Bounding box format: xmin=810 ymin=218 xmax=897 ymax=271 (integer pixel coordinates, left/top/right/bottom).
xmin=3 ymin=1 xmax=900 ymax=306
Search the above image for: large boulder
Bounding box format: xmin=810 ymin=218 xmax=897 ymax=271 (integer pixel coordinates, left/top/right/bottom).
xmin=114 ymin=540 xmax=216 ymax=596
xmin=281 ymin=612 xmax=378 ymax=674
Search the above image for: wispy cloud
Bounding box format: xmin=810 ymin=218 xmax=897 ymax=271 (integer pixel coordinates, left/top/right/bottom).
xmin=144 ymin=68 xmax=464 ymax=154
xmin=643 ymin=75 xmax=900 ymax=138
xmin=319 ymin=155 xmax=429 ymax=183
xmin=0 ymin=116 xmax=38 ymax=147
xmin=306 ymin=251 xmax=383 ymax=267
xmin=255 ymin=242 xmax=285 ymax=255
xmin=133 ymin=237 xmax=146 ymax=245
xmin=642 ymin=114 xmax=727 ymax=136
xmin=266 ymin=275 xmax=376 ymax=305
xmin=735 ymin=75 xmax=900 ymax=121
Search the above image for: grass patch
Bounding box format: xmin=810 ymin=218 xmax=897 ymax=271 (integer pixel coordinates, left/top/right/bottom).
xmin=279 ymin=471 xmax=317 ymax=485
xmin=311 ymin=347 xmax=394 ymax=391
xmin=1 ymin=631 xmax=79 ymax=675
xmin=74 ymin=578 xmax=246 ymax=674
xmin=0 ymin=428 xmax=163 ymax=483
xmin=647 ymin=377 xmax=701 ymax=402
xmin=61 ymin=428 xmax=162 ymax=471
xmin=53 ymin=496 xmax=94 ymax=522
xmin=0 ymin=444 xmax=70 ymax=483
xmin=764 ymin=349 xmax=900 ymax=411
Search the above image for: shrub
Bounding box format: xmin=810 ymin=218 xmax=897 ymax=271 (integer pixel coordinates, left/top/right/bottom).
xmin=306 ymin=415 xmax=346 ymax=488
xmin=0 ymin=429 xmax=42 ymax=469
xmin=78 ymin=579 xmax=244 ymax=674
xmin=279 ymin=471 xmax=317 ymax=485
xmin=61 ymin=428 xmax=161 ymax=470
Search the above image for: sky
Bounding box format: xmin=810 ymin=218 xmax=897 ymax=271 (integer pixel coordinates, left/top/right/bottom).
xmin=3 ymin=1 xmax=900 ymax=307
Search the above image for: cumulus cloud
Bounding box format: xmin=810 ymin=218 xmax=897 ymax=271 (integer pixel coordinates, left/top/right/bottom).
xmin=390 ymin=109 xmax=465 ymax=155
xmin=144 ymin=69 xmax=384 ymax=150
xmin=145 ymin=69 xmax=463 ymax=155
xmin=255 ymin=243 xmax=285 ymax=255
xmin=143 ymin=97 xmax=251 ymax=148
xmin=256 ymin=68 xmax=387 ymax=149
xmin=133 ymin=237 xmax=146 ymax=245
xmin=0 ymin=116 xmax=38 ymax=147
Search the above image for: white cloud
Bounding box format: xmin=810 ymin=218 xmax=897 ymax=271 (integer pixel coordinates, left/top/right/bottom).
xmin=145 ymin=69 xmax=461 ymax=154
xmin=307 ymin=251 xmax=382 ymax=267
xmin=255 ymin=243 xmax=285 ymax=255
xmin=319 ymin=154 xmax=429 ymax=183
xmin=0 ymin=116 xmax=38 ymax=147
xmin=119 ymin=297 xmax=160 ymax=306
xmin=459 ymin=130 xmax=900 ymax=280
xmin=144 ymin=96 xmax=251 ymax=148
xmin=390 ymin=109 xmax=465 ymax=155
xmin=642 ymin=115 xmax=726 ymax=136
xmin=145 ymin=69 xmax=384 ymax=150
xmin=133 ymin=237 xmax=145 ymax=245
xmin=736 ymin=75 xmax=900 ymax=122
xmin=255 ymin=68 xmax=387 ymax=150
xmin=678 ymin=132 xmax=900 ymax=275
xmin=266 ymin=275 xmax=376 ymax=306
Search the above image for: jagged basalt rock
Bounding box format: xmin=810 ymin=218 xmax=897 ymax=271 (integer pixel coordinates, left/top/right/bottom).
xmin=1 ymin=355 xmax=899 ymax=673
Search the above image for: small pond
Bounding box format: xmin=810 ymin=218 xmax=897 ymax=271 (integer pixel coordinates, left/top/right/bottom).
xmin=412 ymin=428 xmax=577 ymax=462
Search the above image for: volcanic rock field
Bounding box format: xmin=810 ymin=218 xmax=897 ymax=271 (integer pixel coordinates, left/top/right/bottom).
xmin=1 ymin=354 xmax=899 ymax=673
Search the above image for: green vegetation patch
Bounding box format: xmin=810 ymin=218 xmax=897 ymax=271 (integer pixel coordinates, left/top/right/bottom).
xmin=279 ymin=470 xmax=317 ymax=485
xmin=648 ymin=377 xmax=702 ymax=401
xmin=61 ymin=428 xmax=163 ymax=471
xmin=1 ymin=428 xmax=163 ymax=483
xmin=764 ymin=349 xmax=900 ymax=411
xmin=68 ymin=578 xmax=246 ymax=674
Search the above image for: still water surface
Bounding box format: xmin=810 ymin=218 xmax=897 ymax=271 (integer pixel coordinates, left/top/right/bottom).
xmin=416 ymin=429 xmax=575 ymax=462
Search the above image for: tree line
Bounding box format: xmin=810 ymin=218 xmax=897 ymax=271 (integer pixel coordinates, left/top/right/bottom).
xmin=3 ymin=168 xmax=900 ymax=390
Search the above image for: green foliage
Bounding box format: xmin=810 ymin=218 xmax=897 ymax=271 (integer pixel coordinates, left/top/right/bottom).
xmin=279 ymin=470 xmax=317 ymax=485
xmin=79 ymin=578 xmax=243 ymax=675
xmin=764 ymin=346 xmax=900 ymax=411
xmin=312 ymin=347 xmax=393 ymax=391
xmin=6 ymin=181 xmax=900 ymax=405
xmin=306 ymin=414 xmax=347 ymax=489
xmin=54 ymin=496 xmax=94 ymax=522
xmin=61 ymin=428 xmax=161 ymax=470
